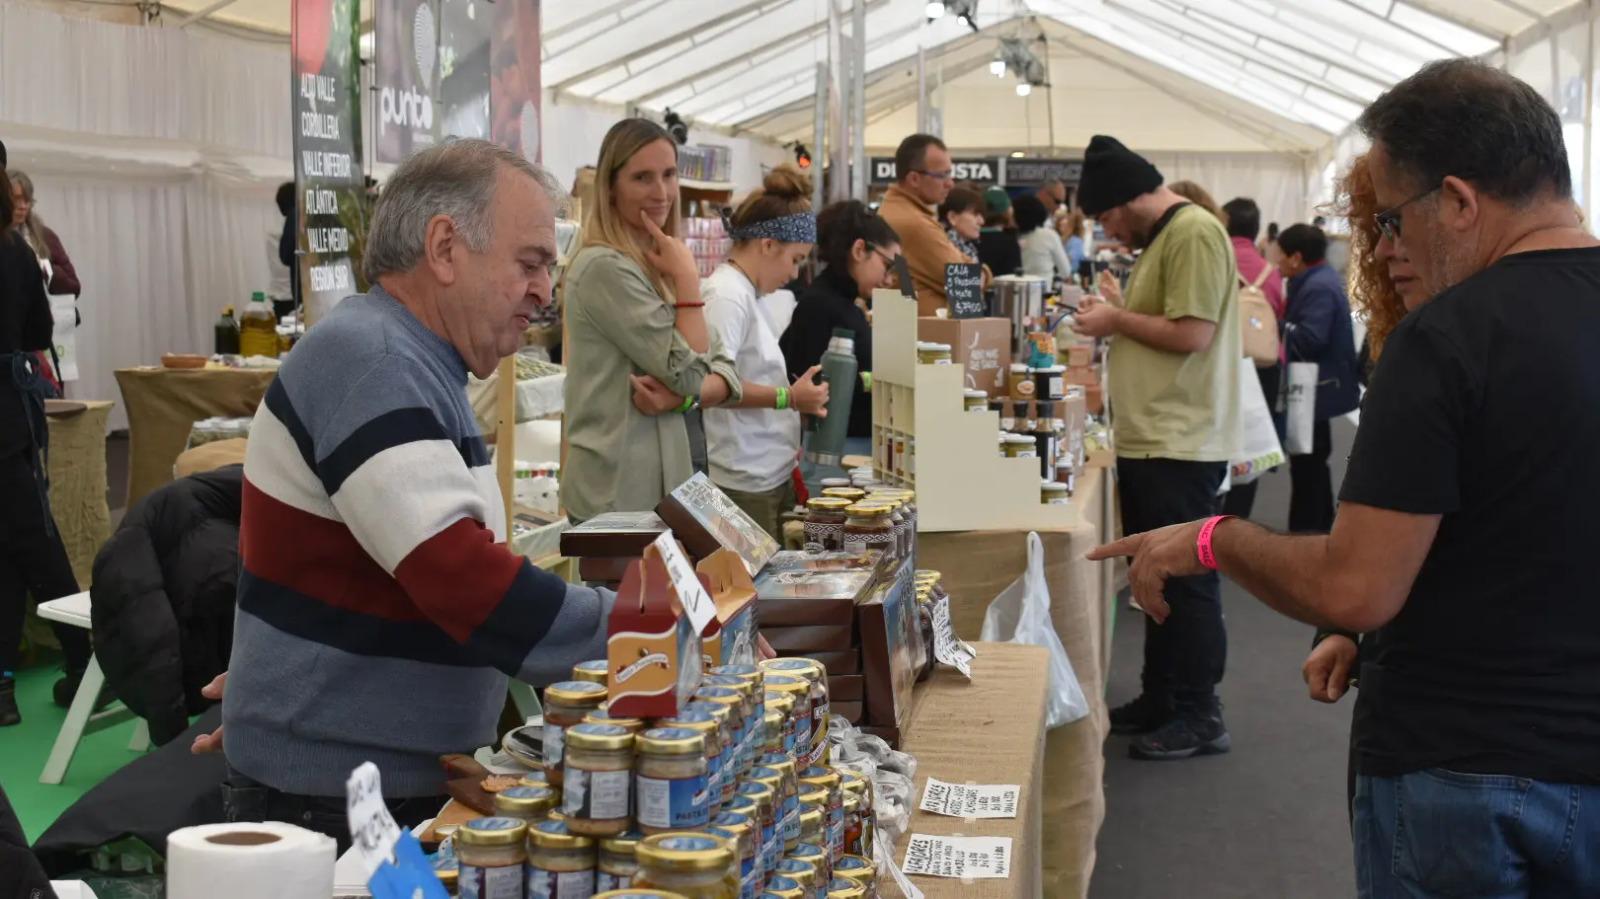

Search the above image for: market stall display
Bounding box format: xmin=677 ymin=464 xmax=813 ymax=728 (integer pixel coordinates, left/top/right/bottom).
xmin=113 ymin=364 xmax=277 ymax=507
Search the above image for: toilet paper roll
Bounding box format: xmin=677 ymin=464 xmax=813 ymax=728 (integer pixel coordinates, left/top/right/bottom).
xmin=167 ymin=821 xmax=337 ymax=899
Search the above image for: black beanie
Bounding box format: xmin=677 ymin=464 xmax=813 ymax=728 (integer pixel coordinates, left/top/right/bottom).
xmin=1077 ymin=134 xmax=1162 ymax=216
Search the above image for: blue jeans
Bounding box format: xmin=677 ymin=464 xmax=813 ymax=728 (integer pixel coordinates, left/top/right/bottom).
xmin=1355 ymin=769 xmax=1600 ymax=898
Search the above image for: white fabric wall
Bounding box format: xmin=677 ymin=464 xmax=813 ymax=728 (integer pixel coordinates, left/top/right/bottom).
xmin=1143 ymin=152 xmax=1314 ymax=236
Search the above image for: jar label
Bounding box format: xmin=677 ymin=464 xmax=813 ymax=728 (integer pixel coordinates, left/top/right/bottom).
xmin=842 ymin=539 xmax=865 ymax=554
xmin=1049 ymin=375 xmax=1065 ymax=398
xmin=636 ymin=771 xmax=711 ymax=828
xmin=544 ymin=723 xmax=565 ymax=767
xmin=594 ymin=870 xmax=632 ymax=893
xmin=460 ymin=862 xmax=522 ymax=899
xmin=526 ymin=866 xmax=595 ymax=899
xmin=563 ymin=766 xmax=631 ymax=820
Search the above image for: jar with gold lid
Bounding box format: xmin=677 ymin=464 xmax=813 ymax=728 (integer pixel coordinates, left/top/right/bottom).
xmin=841 ymin=504 xmax=893 ymax=559
xmin=492 ymin=784 xmax=557 ymax=827
xmin=915 ymin=341 xmax=953 ymax=365
xmin=658 ymin=708 xmax=727 ymax=816
xmin=543 ymin=680 xmax=608 ymax=785
xmin=684 ymin=701 xmax=739 ymax=806
xmin=796 ymin=805 xmax=825 ymax=862
xmin=430 ymin=852 xmax=458 ymax=895
xmin=596 ymin=831 xmax=643 ymax=893
xmin=593 ymin=891 xmax=687 ymax=899
xmin=734 ymin=781 xmax=777 ymax=877
xmin=525 ymin=818 xmax=596 ymax=899
xmin=632 ymin=833 xmax=740 ymax=899
xmin=761 ymin=875 xmax=806 ymax=899
xmin=820 ymin=487 xmax=866 ymax=505
xmin=839 ymin=773 xmax=872 ymax=858
xmin=759 ymin=676 xmax=810 ymax=758
xmin=707 ymin=811 xmax=758 ymax=897
xmin=571 ymin=659 xmax=609 ymax=686
xmin=691 ymin=686 xmax=747 ymax=781
xmin=798 ymin=767 xmax=844 ymax=862
xmin=825 ymin=877 xmax=866 ymax=898
xmin=771 ymin=856 xmax=819 ymax=899
xmin=455 ymin=816 xmax=527 ymax=899
xmin=756 ymin=752 xmax=800 ymax=850
xmin=1006 ymin=363 xmax=1034 ymax=401
xmin=802 ymin=498 xmax=851 ymax=552
xmin=833 ymin=854 xmax=876 ymax=897
xmin=586 ymin=704 xmax=647 ymax=734
xmin=962 ymin=389 xmax=988 ymax=411
xmin=788 ymin=841 xmax=829 ymax=892
xmin=1041 ymin=480 xmax=1069 ymax=504
xmin=1002 ymin=433 xmax=1037 ymax=458
xmin=635 ymin=727 xmax=710 ymax=833
xmin=562 ymin=722 xmax=636 ymax=836
xmin=760 ymin=659 xmax=828 ymax=766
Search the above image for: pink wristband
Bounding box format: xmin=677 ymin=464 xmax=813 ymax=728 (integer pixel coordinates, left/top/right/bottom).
xmin=1196 ymin=515 xmax=1234 ymax=570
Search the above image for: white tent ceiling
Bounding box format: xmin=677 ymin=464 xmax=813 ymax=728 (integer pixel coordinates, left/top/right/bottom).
xmin=150 ymin=0 xmax=1581 ymax=155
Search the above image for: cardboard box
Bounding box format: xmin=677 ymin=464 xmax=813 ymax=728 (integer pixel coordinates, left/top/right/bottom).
xmin=761 ymin=549 xmax=883 ymax=574
xmin=858 ymin=563 xmax=921 ymax=729
xmin=754 ymin=567 xmax=878 ymax=628
xmin=832 ymin=701 xmax=864 ymax=724
xmin=657 ymin=472 xmax=779 ymax=576
xmin=1065 ymin=365 xmax=1099 ymax=387
xmin=696 ymin=549 xmax=759 ymax=669
xmin=782 ymin=649 xmax=861 ymax=675
xmin=1063 ymin=343 xmax=1094 ymax=367
xmin=560 ymin=511 xmax=669 ymax=558
xmin=577 ymin=556 xmax=633 ymax=584
xmin=606 ymin=545 xmax=704 ymax=719
xmin=917 ymin=317 xmax=1012 ymax=398
xmin=827 ymin=674 xmax=864 ymax=702
xmin=763 ymin=624 xmax=856 ymax=653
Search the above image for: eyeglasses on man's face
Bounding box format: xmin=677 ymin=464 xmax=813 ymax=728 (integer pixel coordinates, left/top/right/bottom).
xmin=912 ymin=169 xmax=954 ymax=182
xmin=1374 ymin=186 xmax=1439 ymax=242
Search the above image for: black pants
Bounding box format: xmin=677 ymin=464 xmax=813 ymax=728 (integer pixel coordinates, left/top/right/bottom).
xmin=0 ymin=449 xmax=90 ymax=675
xmin=222 ymin=765 xmax=446 ymax=855
xmin=1288 ymin=417 xmax=1335 ymax=533
xmin=1220 ymin=363 xmax=1282 ymax=520
xmin=1117 ymin=457 xmax=1227 ymax=715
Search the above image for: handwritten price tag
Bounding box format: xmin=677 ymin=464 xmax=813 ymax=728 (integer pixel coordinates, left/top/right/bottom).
xmin=930 ymin=596 xmax=975 ymax=678
xmin=654 ymin=531 xmax=716 ymax=634
xmin=919 ymin=777 xmax=1020 ymax=819
xmin=902 ymin=834 xmax=1013 ymax=879
xmin=345 ymin=762 xmax=403 ymax=881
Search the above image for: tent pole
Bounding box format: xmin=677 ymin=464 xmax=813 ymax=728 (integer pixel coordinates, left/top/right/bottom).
xmin=917 ymin=45 xmax=928 ymax=133
xmin=814 ymin=62 xmax=828 ymax=215
xmin=828 ymin=0 xmax=849 ymax=203
xmin=176 ymin=0 xmax=241 ymax=28
xmin=852 ymin=0 xmax=868 ymax=199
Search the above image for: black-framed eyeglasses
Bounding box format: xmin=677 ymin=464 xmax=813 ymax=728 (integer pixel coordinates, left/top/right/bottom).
xmin=912 ymin=169 xmax=954 ymax=182
xmin=1374 ymin=186 xmax=1439 ymax=242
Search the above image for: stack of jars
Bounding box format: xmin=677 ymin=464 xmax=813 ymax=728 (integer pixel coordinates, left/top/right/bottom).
xmin=443 ymin=655 xmax=876 ymax=899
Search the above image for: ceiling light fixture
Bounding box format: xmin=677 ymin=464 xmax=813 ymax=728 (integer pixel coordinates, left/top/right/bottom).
xmin=989 ymin=56 xmax=1006 ymax=77
xmin=1015 ymin=82 xmax=1032 ymax=97
xmin=925 ymin=1 xmax=946 ymax=19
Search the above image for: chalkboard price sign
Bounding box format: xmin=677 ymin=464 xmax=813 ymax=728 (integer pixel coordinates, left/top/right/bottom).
xmin=945 ymin=263 xmax=985 ymax=319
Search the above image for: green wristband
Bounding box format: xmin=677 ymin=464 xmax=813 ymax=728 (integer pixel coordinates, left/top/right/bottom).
xmin=775 ymin=387 xmax=789 ymax=410
xmin=678 ymin=395 xmax=696 ymax=413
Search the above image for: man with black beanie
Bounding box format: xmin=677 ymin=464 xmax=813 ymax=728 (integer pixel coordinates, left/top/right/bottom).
xmin=1072 ymin=134 xmax=1242 ymax=760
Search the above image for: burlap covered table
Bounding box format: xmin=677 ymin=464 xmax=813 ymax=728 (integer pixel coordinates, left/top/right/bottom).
xmin=113 ymin=367 xmax=276 ymax=508
xmin=44 ymin=399 xmax=114 ymax=587
xmin=916 ymin=458 xmax=1117 ymax=899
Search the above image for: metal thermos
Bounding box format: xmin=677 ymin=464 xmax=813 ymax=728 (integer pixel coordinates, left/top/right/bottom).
xmin=804 ymin=328 xmax=859 ymax=466
xmin=990 ymin=275 xmax=1048 ymax=358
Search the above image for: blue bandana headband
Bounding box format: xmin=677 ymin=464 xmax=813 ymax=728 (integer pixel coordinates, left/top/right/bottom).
xmin=727 ymin=211 xmax=817 ymax=244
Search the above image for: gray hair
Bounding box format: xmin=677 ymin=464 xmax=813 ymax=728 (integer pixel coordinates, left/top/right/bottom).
xmin=363 ymin=139 xmax=567 ymax=282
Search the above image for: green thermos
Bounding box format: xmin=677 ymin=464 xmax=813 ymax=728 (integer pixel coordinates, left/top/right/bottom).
xmin=804 ymin=328 xmax=859 ymax=466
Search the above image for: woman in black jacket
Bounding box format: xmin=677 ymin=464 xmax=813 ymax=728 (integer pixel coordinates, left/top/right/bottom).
xmin=0 ymin=167 xmax=89 ymax=726
xmin=778 ymin=200 xmax=900 ymax=442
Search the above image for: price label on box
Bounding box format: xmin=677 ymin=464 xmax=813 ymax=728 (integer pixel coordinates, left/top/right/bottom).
xmin=919 ymin=777 xmax=1020 ymax=819
xmin=930 ymin=596 xmax=975 ymax=678
xmin=653 ymin=531 xmax=716 ymax=634
xmin=902 ymin=834 xmax=1013 ymax=879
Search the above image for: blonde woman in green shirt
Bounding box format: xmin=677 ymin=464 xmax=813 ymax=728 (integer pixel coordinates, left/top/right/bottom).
xmin=562 ymin=118 xmax=742 ymax=522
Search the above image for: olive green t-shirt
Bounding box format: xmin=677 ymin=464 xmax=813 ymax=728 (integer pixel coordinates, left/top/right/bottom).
xmin=1107 ymin=203 xmax=1242 ymax=462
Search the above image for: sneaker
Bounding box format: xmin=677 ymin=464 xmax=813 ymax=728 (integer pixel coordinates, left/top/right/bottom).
xmin=1129 ymin=714 xmax=1231 ymax=760
xmin=0 ymin=677 xmax=19 ymax=727
xmin=1109 ymin=693 xmax=1172 ymax=735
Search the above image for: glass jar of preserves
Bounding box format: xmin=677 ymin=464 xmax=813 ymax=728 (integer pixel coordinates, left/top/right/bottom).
xmin=654 ymin=709 xmax=725 ymax=817
xmin=635 ymin=727 xmax=710 ymax=833
xmin=1041 ymin=480 xmax=1069 ymax=504
xmin=833 ymin=855 xmax=876 ymax=897
xmin=593 ymin=891 xmax=688 ymax=899
xmin=1002 ymin=434 xmax=1037 ymax=458
xmin=596 ymin=831 xmax=642 ymax=893
xmin=691 ymin=686 xmax=747 ymax=779
xmin=707 ymin=811 xmax=758 ymax=897
xmin=572 ymin=659 xmax=610 ymax=687
xmin=455 ymin=816 xmax=527 ymax=899
xmin=525 ymin=819 xmax=597 ymax=899
xmin=755 ymin=752 xmax=800 ymax=850
xmin=761 ymin=659 xmax=828 ymax=767
xmin=518 ymin=774 xmax=551 ymax=790
xmin=798 ymin=767 xmax=844 ymax=862
xmin=841 ymin=794 xmax=863 ymax=860
xmin=749 ymin=766 xmax=788 ymax=870
xmin=761 ymin=677 xmax=810 ymax=757
xmin=770 ymin=857 xmax=818 ymax=899
xmin=1033 ymin=364 xmax=1066 ymax=400
xmin=684 ymin=701 xmax=738 ymax=806
xmin=492 ymin=784 xmax=557 ymax=827
xmin=734 ymin=781 xmax=778 ymax=874
xmin=586 ymin=704 xmax=648 ymax=734
xmin=633 ymin=833 xmax=740 ymax=899
xmin=915 ymin=341 xmax=953 ymax=365
xmin=841 ymin=504 xmax=893 ymax=562
xmin=562 ymin=722 xmax=636 ymax=836
xmin=962 ymin=389 xmax=988 ymax=411
xmin=1007 ymin=363 xmax=1034 ymax=401
xmin=839 ymin=774 xmax=872 ymax=858
xmin=709 ymin=663 xmax=761 ymax=690
xmin=543 ymin=680 xmax=608 ymax=785
xmin=802 ymin=498 xmax=851 ymax=553
xmin=788 ymin=842 xmax=829 ymax=892
xmin=761 ymin=875 xmax=805 ymax=899
xmin=820 ymin=487 xmax=866 ymax=505
xmin=796 ymin=805 xmax=825 ymax=860
xmin=762 ymin=709 xmax=784 ymax=755
xmin=762 ymin=690 xmax=796 ymax=755
xmin=824 ymin=877 xmax=866 ymax=899
xmin=431 ymin=854 xmax=458 ymax=895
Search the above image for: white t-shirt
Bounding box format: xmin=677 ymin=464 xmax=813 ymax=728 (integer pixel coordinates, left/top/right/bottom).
xmin=702 ymin=263 xmax=802 ymax=493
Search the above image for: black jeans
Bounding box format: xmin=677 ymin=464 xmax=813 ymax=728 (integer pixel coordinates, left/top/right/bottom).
xmin=1288 ymin=417 xmax=1334 ymax=533
xmin=222 ymin=766 xmax=446 ymax=855
xmin=1220 ymin=363 xmax=1283 ymax=520
xmin=0 ymin=449 xmax=90 ymax=675
xmin=1117 ymin=456 xmax=1227 ymax=716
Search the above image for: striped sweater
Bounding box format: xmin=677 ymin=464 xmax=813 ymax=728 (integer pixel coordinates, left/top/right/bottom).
xmin=223 ymin=287 xmax=612 ymax=797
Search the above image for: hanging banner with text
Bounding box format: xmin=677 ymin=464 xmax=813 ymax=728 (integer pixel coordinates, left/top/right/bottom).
xmin=489 ymin=0 xmax=542 ymax=163
xmin=375 ymin=0 xmax=493 ymax=165
xmin=294 ymin=0 xmax=365 ymax=324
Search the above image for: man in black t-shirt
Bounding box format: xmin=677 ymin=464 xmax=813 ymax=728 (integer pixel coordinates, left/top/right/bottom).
xmin=1092 ymin=59 xmax=1600 ymax=895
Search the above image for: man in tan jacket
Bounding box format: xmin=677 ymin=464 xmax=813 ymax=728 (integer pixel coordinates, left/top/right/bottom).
xmin=878 ymin=133 xmax=973 ymax=316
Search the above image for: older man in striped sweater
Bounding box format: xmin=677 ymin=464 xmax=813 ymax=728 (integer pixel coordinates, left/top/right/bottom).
xmin=209 ymin=140 xmax=612 ymax=843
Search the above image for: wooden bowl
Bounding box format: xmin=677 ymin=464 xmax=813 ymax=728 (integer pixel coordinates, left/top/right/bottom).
xmin=160 ymin=353 xmax=209 ymax=369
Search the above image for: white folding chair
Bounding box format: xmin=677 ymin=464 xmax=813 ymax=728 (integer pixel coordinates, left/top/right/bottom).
xmin=35 ymin=591 xmax=150 ymax=785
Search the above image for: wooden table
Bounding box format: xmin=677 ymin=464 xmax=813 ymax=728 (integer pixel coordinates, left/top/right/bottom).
xmin=886 ymin=643 xmax=1049 ymax=898
xmin=113 ymin=366 xmax=276 ymax=508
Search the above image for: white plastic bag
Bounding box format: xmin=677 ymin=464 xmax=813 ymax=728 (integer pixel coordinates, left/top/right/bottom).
xmin=1284 ymin=361 xmax=1319 ymax=455
xmin=979 ymin=532 xmax=1089 ymax=728
xmin=1230 ymin=363 xmax=1284 ymax=486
